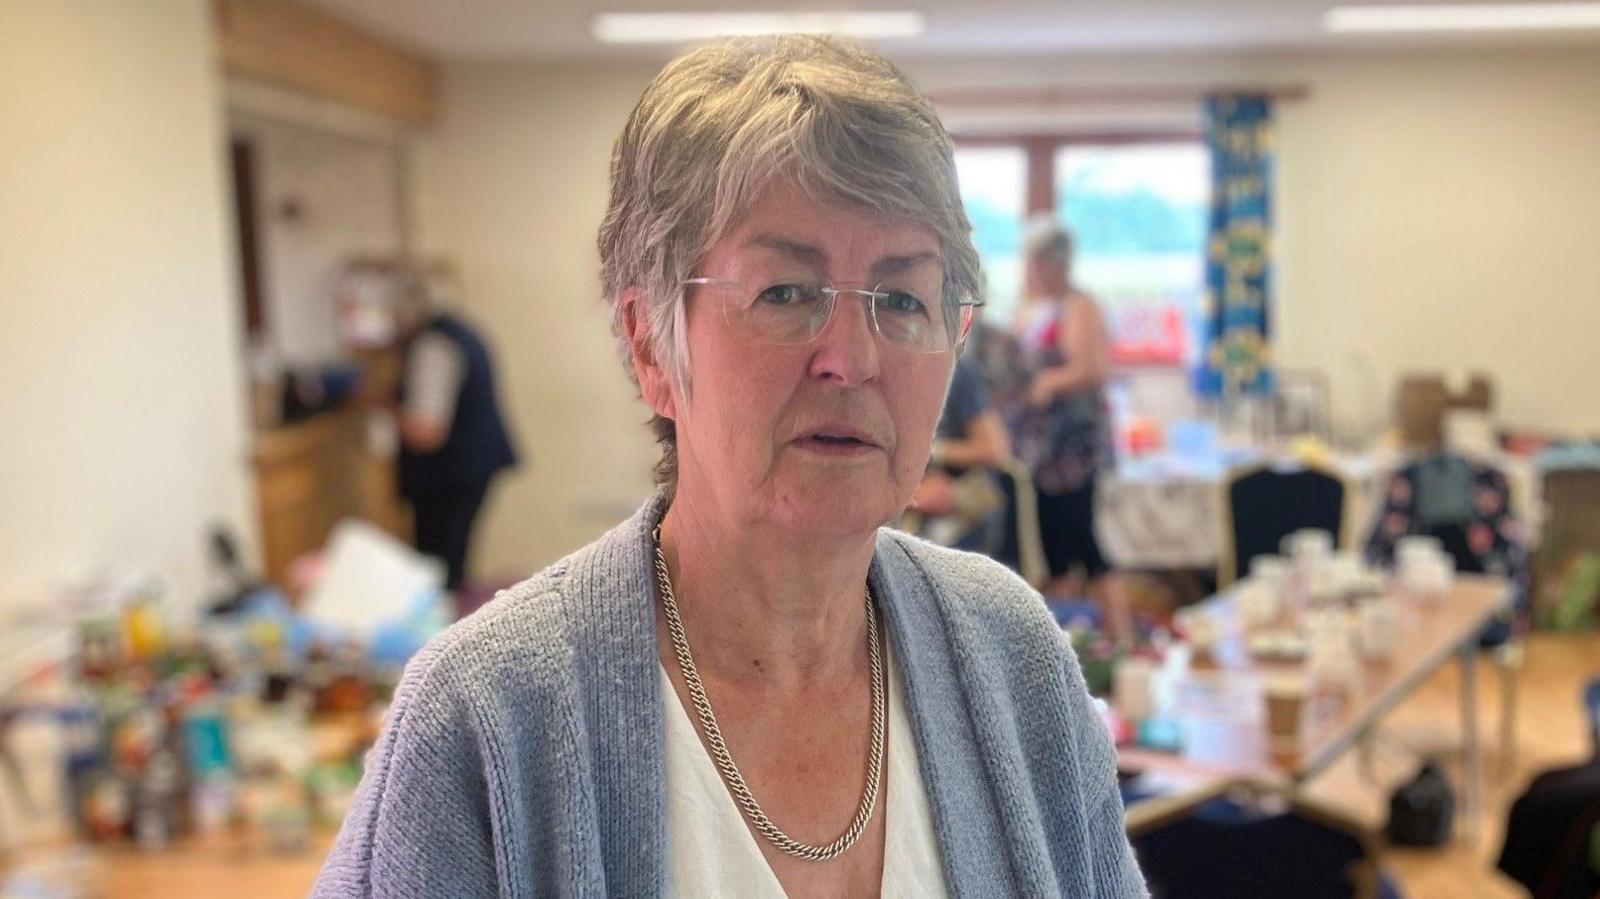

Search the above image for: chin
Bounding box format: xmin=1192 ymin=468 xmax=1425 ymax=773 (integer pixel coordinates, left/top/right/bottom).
xmin=766 ymin=479 xmax=900 ymax=539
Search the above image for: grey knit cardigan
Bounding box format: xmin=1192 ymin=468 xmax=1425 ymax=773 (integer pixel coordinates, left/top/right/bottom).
xmin=312 ymin=494 xmax=1147 ymax=897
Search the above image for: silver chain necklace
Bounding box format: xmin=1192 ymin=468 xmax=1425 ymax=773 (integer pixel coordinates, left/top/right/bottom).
xmin=652 ymin=526 xmax=886 ymax=862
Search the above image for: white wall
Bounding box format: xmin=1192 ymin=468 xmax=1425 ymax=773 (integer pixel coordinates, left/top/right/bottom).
xmin=409 ymin=63 xmax=662 ymax=578
xmin=233 ymin=114 xmax=406 ymax=367
xmin=911 ymin=47 xmax=1600 ymax=439
xmin=1276 ymin=49 xmax=1600 ymax=440
xmin=0 ymin=0 xmax=253 ymax=610
xmin=413 ymin=45 xmax=1600 ymax=574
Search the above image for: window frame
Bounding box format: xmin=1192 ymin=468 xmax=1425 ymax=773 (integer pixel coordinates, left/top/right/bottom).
xmin=952 ymin=130 xmax=1206 ymax=371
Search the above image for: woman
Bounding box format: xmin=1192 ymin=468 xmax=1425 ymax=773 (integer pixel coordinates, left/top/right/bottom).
xmin=314 ymin=36 xmax=1144 ymax=898
xmin=1014 ymin=219 xmax=1132 ymax=641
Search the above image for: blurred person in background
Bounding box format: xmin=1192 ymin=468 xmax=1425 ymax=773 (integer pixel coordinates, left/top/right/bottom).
xmin=389 ymin=267 xmax=518 ymax=591
xmin=1014 ymin=219 xmax=1132 ymax=642
xmin=964 ymin=285 xmax=1032 ymax=421
xmin=910 ymin=350 xmax=1012 ymax=556
xmin=314 ymin=36 xmax=1144 ymax=898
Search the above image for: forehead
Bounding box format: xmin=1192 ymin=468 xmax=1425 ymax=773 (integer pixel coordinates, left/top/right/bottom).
xmin=710 ymin=178 xmax=942 ymax=277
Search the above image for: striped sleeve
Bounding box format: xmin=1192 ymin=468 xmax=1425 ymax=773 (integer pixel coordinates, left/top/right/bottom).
xmin=403 ymin=333 xmax=465 ymax=429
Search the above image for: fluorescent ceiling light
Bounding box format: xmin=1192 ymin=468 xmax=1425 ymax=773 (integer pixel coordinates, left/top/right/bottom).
xmin=593 ymin=11 xmax=927 ymax=43
xmin=1325 ymin=3 xmax=1600 ymax=32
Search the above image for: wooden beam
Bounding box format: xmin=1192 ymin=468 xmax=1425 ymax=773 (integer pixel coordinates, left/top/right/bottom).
xmin=214 ymin=0 xmax=438 ymax=125
xmin=931 ymin=83 xmax=1310 ymax=109
xmin=1023 ymin=136 xmax=1056 ymax=215
xmin=953 ymin=130 xmax=1204 ymax=147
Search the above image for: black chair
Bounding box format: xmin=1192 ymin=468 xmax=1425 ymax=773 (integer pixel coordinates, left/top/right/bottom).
xmin=1127 ymin=778 xmax=1395 ymax=899
xmin=1362 ymin=458 xmax=1530 ymax=768
xmin=1422 ymin=521 xmax=1518 ymax=647
xmin=1219 ymin=463 xmax=1350 ymax=587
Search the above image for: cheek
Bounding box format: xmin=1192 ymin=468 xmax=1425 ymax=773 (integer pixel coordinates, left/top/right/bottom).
xmin=682 ymin=330 xmax=798 ymax=453
xmin=887 ymin=367 xmax=951 ymax=467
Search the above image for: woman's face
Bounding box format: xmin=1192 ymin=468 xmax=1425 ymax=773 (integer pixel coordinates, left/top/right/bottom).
xmin=652 ymin=179 xmax=955 ymax=539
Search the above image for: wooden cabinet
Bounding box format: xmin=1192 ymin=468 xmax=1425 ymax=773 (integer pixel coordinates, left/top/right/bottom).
xmin=253 ymin=408 xmax=407 ymax=587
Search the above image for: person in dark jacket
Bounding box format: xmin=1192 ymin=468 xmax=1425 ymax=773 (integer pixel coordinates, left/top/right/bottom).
xmin=391 ymin=273 xmax=518 ymax=590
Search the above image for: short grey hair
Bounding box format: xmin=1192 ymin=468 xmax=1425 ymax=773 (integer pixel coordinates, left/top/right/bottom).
xmin=1024 ymin=215 xmax=1075 ymax=274
xmin=597 ymin=34 xmax=981 ymax=488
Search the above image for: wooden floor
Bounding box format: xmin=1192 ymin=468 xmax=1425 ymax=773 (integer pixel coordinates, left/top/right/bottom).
xmin=10 ymin=633 xmax=1598 ymax=898
xmin=1301 ymin=632 xmax=1600 ymax=899
xmin=94 ymin=833 xmax=332 ymax=899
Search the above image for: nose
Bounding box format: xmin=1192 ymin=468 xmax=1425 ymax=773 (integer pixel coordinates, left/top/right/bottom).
xmin=807 ymin=292 xmax=881 ymax=387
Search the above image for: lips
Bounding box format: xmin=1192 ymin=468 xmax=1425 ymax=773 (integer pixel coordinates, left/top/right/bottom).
xmin=802 ymin=424 xmax=879 ymax=447
xmin=793 ymin=422 xmax=883 ymax=453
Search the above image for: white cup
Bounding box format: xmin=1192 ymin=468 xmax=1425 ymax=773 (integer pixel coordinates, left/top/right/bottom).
xmin=1357 ymin=596 xmax=1398 ymax=660
xmin=1250 ymin=555 xmax=1290 ymax=588
xmin=1286 ymin=529 xmax=1334 ymax=563
xmin=1306 ymin=611 xmax=1358 ymax=692
xmin=1305 ymin=607 xmax=1347 ymax=643
xmin=1307 ymin=566 xmax=1340 ymax=604
xmin=1113 ymin=658 xmax=1155 ymax=724
xmin=1401 ymin=550 xmax=1454 ymax=599
xmin=1397 ymin=535 xmax=1443 ymax=567
xmin=1310 ymin=642 xmax=1359 ymax=693
xmin=1424 ymin=555 xmax=1455 ymax=594
xmin=1287 ymin=531 xmax=1335 ymax=603
xmin=1328 ymin=552 xmax=1363 ymax=594
xmin=1238 ymin=583 xmax=1280 ymax=628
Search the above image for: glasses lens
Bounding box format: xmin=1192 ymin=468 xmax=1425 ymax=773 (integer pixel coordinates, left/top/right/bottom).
xmin=869 ymin=283 xmax=949 ymax=352
xmin=727 ymin=280 xmax=832 ymax=345
xmin=703 ymin=275 xmax=961 ymax=352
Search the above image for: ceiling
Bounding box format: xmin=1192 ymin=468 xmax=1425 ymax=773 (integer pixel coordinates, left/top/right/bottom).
xmin=303 ymin=0 xmax=1600 ymax=61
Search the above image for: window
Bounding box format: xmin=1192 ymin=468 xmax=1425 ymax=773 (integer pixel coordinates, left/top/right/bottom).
xmin=1057 ymin=143 xmax=1209 ymax=366
xmin=952 ymin=146 xmax=1027 ymax=325
xmin=953 ymin=137 xmax=1209 ymax=367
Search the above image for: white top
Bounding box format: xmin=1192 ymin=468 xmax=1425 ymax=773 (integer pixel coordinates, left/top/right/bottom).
xmin=661 ymin=644 xmax=949 ymax=898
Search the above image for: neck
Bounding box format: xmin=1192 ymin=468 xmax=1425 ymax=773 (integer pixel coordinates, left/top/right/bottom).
xmin=655 ymin=488 xmax=877 ymax=691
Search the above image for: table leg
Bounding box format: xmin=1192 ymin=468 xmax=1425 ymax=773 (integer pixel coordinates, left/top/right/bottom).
xmin=1458 ymin=644 xmax=1481 ymax=842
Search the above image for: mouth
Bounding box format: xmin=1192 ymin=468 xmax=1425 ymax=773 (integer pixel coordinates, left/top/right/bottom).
xmin=793 ymin=426 xmax=881 ymax=455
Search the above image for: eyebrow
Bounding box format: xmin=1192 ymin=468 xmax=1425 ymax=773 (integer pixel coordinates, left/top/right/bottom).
xmin=744 ymin=233 xmax=941 ymax=280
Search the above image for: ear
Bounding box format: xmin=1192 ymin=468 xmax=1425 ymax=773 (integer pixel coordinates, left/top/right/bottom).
xmin=621 ymin=286 xmax=678 ymax=421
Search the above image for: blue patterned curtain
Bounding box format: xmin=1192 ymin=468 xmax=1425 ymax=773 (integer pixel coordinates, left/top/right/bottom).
xmin=1196 ymin=95 xmax=1273 ymax=398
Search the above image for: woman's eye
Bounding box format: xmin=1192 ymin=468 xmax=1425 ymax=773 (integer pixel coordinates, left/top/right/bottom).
xmin=879 ymin=290 xmax=929 ymax=316
xmin=757 ymin=284 xmax=815 ymax=307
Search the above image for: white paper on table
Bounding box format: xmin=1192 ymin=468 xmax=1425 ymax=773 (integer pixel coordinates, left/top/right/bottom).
xmin=304 ymin=519 xmax=444 ymax=639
